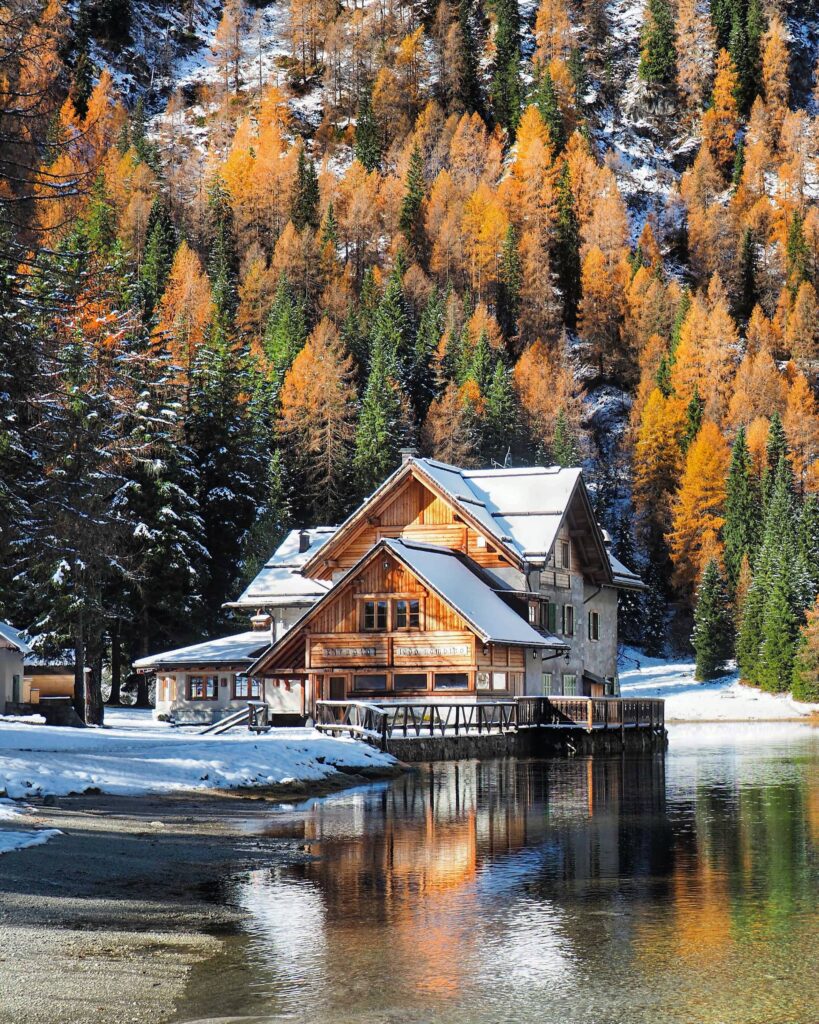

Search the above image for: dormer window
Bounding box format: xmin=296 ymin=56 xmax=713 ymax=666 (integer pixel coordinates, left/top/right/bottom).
xmin=559 ymin=540 xmax=570 ymax=569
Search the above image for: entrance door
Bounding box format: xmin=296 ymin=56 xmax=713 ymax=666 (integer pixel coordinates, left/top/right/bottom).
xmin=329 ymin=675 xmax=346 ymax=700
xmin=12 ymin=674 xmax=20 ymax=704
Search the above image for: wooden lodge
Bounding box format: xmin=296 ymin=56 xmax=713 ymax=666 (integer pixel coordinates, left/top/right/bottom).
xmin=248 ymin=456 xmax=646 ymax=718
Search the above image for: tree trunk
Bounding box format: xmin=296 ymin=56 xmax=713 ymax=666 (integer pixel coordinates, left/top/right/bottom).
xmin=135 ymin=673 xmax=151 ymax=708
xmin=85 ymin=636 xmax=105 ymax=726
xmin=73 ymin=605 xmax=86 ymax=722
xmin=108 ymin=619 xmax=122 ymax=705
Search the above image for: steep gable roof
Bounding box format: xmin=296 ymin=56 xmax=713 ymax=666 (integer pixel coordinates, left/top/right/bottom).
xmin=303 ymin=457 xmax=614 ymax=583
xmin=0 ymin=621 xmax=31 ymax=656
xmin=227 ymin=527 xmax=336 ymax=609
xmin=133 ymin=631 xmax=272 ymax=672
xmin=248 ymin=537 xmax=566 ymax=677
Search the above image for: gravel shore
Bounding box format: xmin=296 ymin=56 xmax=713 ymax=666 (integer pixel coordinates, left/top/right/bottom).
xmin=0 ymin=768 xmax=401 ymax=1024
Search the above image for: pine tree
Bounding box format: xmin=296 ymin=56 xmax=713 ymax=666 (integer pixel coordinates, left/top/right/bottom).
xmin=553 ymin=162 xmax=581 ymax=325
xmin=290 ymin=145 xmax=320 ymax=231
xmin=353 ymin=336 xmax=406 ymax=498
xmin=139 ymin=200 xmax=177 ymax=322
xmin=409 ymin=288 xmax=444 ymax=418
xmin=398 ymin=145 xmax=426 ymax=255
xmin=490 ymin=0 xmax=522 ymax=134
xmin=724 ymin=426 xmax=759 ymax=592
xmin=240 ymin=450 xmax=291 ymax=585
xmin=692 ymin=559 xmax=733 ymax=679
xmin=736 ymin=226 xmax=756 ymax=321
xmin=354 ymin=88 xmax=382 ymax=171
xmin=481 ymin=361 xmax=518 ymax=464
xmin=737 ymin=579 xmax=765 ymax=684
xmin=369 ymin=267 xmax=412 ymax=381
xmin=758 ymin=576 xmax=797 ymax=692
xmin=456 ymin=0 xmax=484 ymax=114
xmin=681 ymin=386 xmax=704 ymax=452
xmin=262 ymin=276 xmax=308 ymax=383
xmin=763 ymin=411 xmax=789 ymax=504
xmin=786 ymin=211 xmax=809 ymax=294
xmin=729 ymin=4 xmax=752 ymax=112
xmin=638 ymin=0 xmax=677 ymax=87
xmin=552 ymin=407 xmax=580 ymax=466
xmin=641 ymin=561 xmax=668 ymax=657
xmin=497 ymin=224 xmax=522 ymax=337
xmin=534 ymin=67 xmax=565 ymax=152
xmin=207 ymin=175 xmax=239 ymax=323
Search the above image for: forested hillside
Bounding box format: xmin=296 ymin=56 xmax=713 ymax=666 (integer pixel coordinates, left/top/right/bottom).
xmin=2 ymin=0 xmax=819 ymax=717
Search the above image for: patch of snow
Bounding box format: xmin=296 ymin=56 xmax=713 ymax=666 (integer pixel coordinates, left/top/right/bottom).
xmin=0 ymin=829 xmax=62 ymax=856
xmin=619 ymin=646 xmax=819 ymax=722
xmin=0 ymin=718 xmax=395 ymax=800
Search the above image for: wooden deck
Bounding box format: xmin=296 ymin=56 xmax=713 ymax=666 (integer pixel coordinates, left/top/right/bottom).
xmin=314 ymin=697 xmax=665 ymax=751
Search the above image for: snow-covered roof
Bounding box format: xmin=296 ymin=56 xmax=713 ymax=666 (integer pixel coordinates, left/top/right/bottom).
xmin=133 ymin=631 xmax=273 ymax=672
xmin=608 ymin=551 xmax=646 ymax=590
xmin=383 ymin=538 xmax=567 ymax=648
xmin=418 ymin=461 xmax=583 ymax=561
xmin=0 ymin=621 xmax=31 ymax=656
xmin=228 ymin=527 xmax=336 ymax=609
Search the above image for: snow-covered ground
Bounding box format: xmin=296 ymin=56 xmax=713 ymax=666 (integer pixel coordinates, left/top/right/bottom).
xmin=0 ymin=711 xmax=395 ymax=853
xmin=619 ymin=647 xmax=819 ymax=722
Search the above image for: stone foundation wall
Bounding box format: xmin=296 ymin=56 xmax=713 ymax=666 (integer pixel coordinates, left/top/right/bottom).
xmin=387 ymin=728 xmax=667 ymax=762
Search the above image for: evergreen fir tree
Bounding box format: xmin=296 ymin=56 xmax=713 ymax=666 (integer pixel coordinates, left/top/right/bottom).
xmin=681 ymin=386 xmax=704 ymax=452
xmin=724 ymin=426 xmax=758 ymax=592
xmin=553 ymin=162 xmax=581 ymax=325
xmin=490 ymin=0 xmax=522 ymax=134
xmin=655 ymin=352 xmax=672 ymax=396
xmin=612 ymin=515 xmax=642 ymax=647
xmin=481 ymin=361 xmax=517 ymax=464
xmin=762 ymin=412 xmax=790 ymax=504
xmin=369 ymin=268 xmax=412 ymax=382
xmin=797 ymin=494 xmax=819 ymax=600
xmin=353 ymin=336 xmax=406 ymax=498
xmin=354 ymin=89 xmax=382 ymax=171
xmin=552 ymin=407 xmax=580 ymax=466
xmin=729 ymin=6 xmax=752 ymax=112
xmin=792 ymin=595 xmax=819 ymax=702
xmin=638 ymin=0 xmax=677 ymax=87
xmin=263 ymin=276 xmax=308 ymax=383
xmin=737 ymin=578 xmax=765 ymax=684
xmin=321 ymin=202 xmax=339 ymax=250
xmin=457 ymin=0 xmax=484 ymax=115
xmin=534 ymin=68 xmax=565 ymax=152
xmin=139 ymin=200 xmax=177 ymax=322
xmin=468 ymin=329 xmax=494 ymax=392
xmin=745 ymin=0 xmax=767 ymax=99
xmin=786 ymin=211 xmax=810 ymax=293
xmin=568 ymin=46 xmax=588 ymax=102
xmin=692 ymin=559 xmax=733 ymax=679
xmin=497 ymin=224 xmax=522 ymax=338
xmin=758 ymin=576 xmax=797 ymax=692
xmin=732 ymin=139 xmax=745 ymax=187
xmin=206 ymin=175 xmax=239 ymax=322
xmin=290 ymin=145 xmax=320 ymax=231
xmin=409 ymin=288 xmax=444 ymax=418
xmin=398 ymin=145 xmax=426 ymax=255
xmin=240 ymin=450 xmax=291 ymax=584
xmin=640 ymin=561 xmax=668 ymax=657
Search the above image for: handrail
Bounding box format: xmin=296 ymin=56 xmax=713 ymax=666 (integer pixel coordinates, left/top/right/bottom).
xmin=315 ymin=696 xmax=665 ymax=748
xmin=199 ymin=701 xmax=271 ymax=736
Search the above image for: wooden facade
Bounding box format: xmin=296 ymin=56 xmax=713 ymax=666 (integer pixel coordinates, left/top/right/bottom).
xmin=257 ymin=546 xmax=532 ymax=707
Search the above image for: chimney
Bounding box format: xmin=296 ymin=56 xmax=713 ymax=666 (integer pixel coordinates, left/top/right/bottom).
xmin=400 ymin=446 xmax=419 ymax=465
xmin=251 ymin=612 xmax=272 ymax=632
xmin=298 ymin=528 xmax=310 ymax=553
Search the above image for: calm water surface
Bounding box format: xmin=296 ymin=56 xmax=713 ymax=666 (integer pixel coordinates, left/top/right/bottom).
xmin=179 ymin=724 xmax=818 ymax=1024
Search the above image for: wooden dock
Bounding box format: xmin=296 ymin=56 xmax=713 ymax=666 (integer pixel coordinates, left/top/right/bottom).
xmin=314 ymin=697 xmax=665 ymax=753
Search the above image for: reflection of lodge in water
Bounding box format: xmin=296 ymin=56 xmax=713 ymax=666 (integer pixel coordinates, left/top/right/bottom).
xmin=292 ymin=757 xmax=670 ymax=917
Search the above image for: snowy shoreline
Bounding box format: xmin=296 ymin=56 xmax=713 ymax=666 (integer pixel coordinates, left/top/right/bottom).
xmin=619 ymin=647 xmax=819 ymax=723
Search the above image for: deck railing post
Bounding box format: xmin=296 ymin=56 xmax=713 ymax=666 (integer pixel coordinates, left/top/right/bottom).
xmin=587 ymin=699 xmax=593 ymax=732
xmin=455 ymin=704 xmax=460 ymax=736
xmin=380 ymin=711 xmax=388 ymax=752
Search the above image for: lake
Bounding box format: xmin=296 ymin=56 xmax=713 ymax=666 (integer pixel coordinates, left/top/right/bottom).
xmin=178 ymin=724 xmax=818 ymax=1024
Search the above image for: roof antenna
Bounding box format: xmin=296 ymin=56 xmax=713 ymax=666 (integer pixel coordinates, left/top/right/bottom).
xmin=491 ymin=448 xmax=512 ymax=469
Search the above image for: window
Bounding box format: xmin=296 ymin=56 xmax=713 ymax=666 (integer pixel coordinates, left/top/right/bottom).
xmin=541 ymin=672 xmax=552 ymax=695
xmin=563 ymin=673 xmax=578 ymax=696
xmin=491 ymin=671 xmax=508 ymax=691
xmin=563 ymin=604 xmax=575 ymax=637
xmin=158 ymin=677 xmax=176 ymax=702
xmin=352 ymin=674 xmax=387 ymax=691
xmin=233 ymin=675 xmax=262 ymax=699
xmin=434 ymin=672 xmax=469 ymax=690
xmin=560 ymin=540 xmax=570 ymax=569
xmin=541 ymin=601 xmax=558 ymax=633
xmin=477 ymin=671 xmax=491 ymax=691
xmin=395 ymin=599 xmax=420 ymax=629
xmin=528 ymin=603 xmax=538 ymax=625
xmin=362 ymin=600 xmax=388 ymax=631
xmin=394 ymin=672 xmax=427 ymax=691
xmin=189 ymin=675 xmax=217 ymax=700
xmin=588 ymin=610 xmax=600 ymax=642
